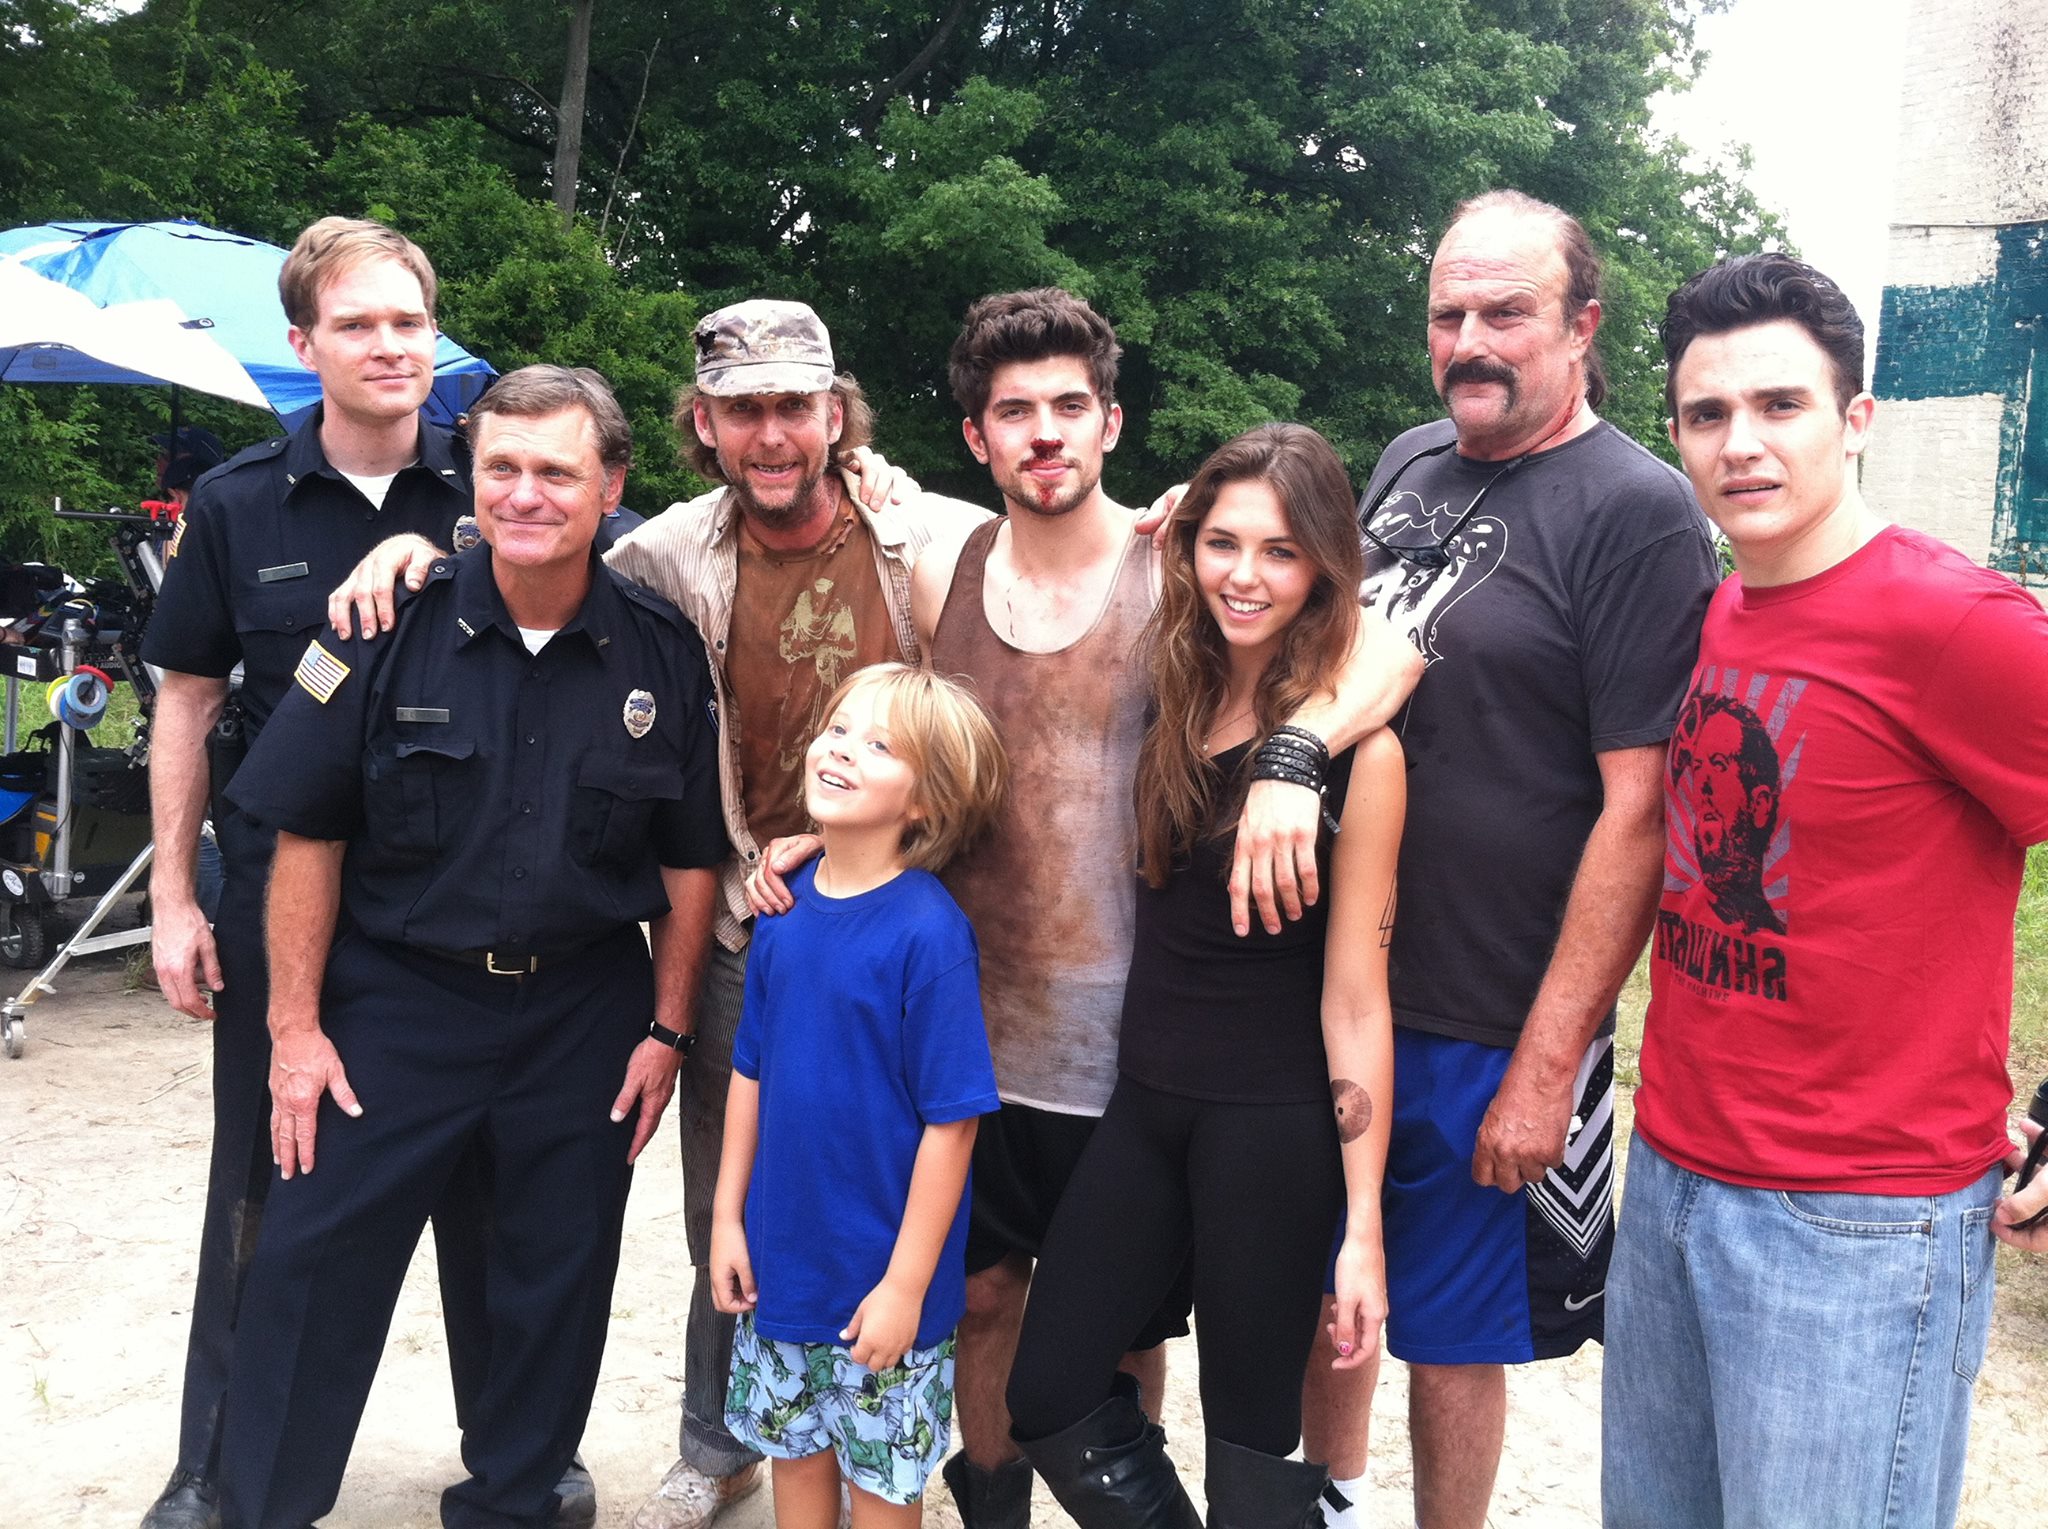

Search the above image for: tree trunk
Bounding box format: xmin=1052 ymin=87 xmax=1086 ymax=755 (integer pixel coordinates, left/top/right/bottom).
xmin=552 ymin=0 xmax=595 ymax=227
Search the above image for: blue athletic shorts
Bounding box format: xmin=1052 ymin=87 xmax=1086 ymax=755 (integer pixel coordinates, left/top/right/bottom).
xmin=1372 ymin=1026 xmax=1614 ymax=1364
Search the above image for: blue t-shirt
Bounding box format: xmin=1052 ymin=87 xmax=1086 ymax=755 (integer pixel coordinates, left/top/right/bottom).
xmin=733 ymin=859 xmax=999 ymax=1348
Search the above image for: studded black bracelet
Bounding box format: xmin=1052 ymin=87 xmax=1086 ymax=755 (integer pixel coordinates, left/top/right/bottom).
xmin=1270 ymin=724 xmax=1330 ymax=765
xmin=1249 ymin=758 xmax=1323 ymax=791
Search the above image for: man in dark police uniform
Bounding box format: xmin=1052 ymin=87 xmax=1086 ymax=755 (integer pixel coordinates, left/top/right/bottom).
xmin=138 ymin=216 xmax=506 ymax=1529
xmin=214 ymin=364 xmax=724 ymax=1529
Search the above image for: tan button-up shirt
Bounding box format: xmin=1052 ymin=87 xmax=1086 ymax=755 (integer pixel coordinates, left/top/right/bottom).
xmin=605 ymin=484 xmax=991 ymax=951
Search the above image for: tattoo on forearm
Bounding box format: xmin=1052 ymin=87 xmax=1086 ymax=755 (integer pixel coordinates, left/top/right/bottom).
xmin=1378 ymin=879 xmax=1396 ymax=949
xmin=1332 ymin=1080 xmax=1372 ymax=1144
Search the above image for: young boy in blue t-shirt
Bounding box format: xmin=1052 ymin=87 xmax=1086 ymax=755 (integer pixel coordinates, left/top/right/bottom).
xmin=710 ymin=662 xmax=1008 ymax=1523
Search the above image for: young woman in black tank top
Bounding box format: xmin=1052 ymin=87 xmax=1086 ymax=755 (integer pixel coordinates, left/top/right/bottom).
xmin=1005 ymin=424 xmax=1404 ymax=1529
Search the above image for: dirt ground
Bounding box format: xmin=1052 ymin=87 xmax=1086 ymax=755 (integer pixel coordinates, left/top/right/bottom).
xmin=7 ymin=927 xmax=2047 ymax=1527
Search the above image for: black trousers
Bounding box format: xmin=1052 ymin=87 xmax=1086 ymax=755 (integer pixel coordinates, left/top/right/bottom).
xmin=1005 ymin=1076 xmax=1344 ymax=1456
xmin=217 ymin=925 xmax=651 ymax=1529
xmin=175 ymin=807 xmax=493 ymax=1481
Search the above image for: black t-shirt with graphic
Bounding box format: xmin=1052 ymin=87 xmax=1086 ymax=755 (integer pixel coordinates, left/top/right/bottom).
xmin=1357 ymin=418 xmax=1717 ymax=1047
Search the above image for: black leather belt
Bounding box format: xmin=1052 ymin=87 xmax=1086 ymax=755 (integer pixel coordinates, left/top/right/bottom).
xmin=409 ymin=942 xmax=591 ymax=977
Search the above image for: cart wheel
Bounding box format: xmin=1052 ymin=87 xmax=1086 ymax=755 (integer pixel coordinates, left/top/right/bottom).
xmin=2 ymin=1013 xmax=22 ymax=1058
xmin=0 ymin=906 xmax=48 ymax=969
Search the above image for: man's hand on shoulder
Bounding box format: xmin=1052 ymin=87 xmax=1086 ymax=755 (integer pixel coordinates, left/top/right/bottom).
xmin=328 ymin=533 xmax=446 ymax=639
xmin=745 ymin=834 xmax=823 ymax=917
xmin=840 ymin=445 xmax=921 ymax=512
xmin=1136 ymin=483 xmax=1188 ymax=548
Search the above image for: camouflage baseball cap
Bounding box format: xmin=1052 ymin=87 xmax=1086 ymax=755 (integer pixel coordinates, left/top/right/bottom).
xmin=693 ymin=299 xmax=836 ymax=397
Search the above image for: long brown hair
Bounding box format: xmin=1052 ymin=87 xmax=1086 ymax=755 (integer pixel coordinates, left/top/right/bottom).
xmin=1135 ymin=423 xmax=1363 ymax=887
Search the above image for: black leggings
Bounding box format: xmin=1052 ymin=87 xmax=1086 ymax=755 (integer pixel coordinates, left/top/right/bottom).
xmin=1005 ymin=1076 xmax=1345 ymax=1456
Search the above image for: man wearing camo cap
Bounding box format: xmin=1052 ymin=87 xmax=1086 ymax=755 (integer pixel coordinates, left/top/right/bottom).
xmin=603 ymin=300 xmax=988 ymax=1529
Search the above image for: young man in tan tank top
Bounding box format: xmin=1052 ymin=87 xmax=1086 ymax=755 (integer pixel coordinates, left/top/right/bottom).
xmin=759 ymin=289 xmax=1423 ymax=1529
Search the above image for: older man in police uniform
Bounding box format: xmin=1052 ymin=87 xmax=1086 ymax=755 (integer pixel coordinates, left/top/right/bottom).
xmin=215 ymin=365 xmax=724 ymax=1529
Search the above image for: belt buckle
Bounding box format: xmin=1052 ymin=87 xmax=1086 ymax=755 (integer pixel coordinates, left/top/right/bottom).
xmin=485 ymin=950 xmax=536 ymax=977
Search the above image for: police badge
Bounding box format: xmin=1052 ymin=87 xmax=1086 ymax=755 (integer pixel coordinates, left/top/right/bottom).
xmin=452 ymin=515 xmax=483 ymax=553
xmin=623 ymin=689 xmax=656 ymax=738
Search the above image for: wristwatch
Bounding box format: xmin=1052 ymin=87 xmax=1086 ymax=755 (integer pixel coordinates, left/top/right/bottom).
xmin=648 ymin=1020 xmax=697 ymax=1056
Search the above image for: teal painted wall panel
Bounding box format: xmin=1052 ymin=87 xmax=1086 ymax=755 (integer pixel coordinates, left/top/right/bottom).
xmin=1876 ymin=222 xmax=2048 ymax=579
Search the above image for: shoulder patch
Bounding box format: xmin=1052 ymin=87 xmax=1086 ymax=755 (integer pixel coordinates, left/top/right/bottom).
xmin=293 ymin=640 xmax=352 ymax=704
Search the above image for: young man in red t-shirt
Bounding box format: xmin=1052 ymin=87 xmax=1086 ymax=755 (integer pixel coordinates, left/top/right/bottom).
xmin=1602 ymin=253 xmax=2048 ymax=1529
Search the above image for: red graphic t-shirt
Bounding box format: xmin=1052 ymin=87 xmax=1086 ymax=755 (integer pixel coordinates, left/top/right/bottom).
xmin=1636 ymin=526 xmax=2048 ymax=1194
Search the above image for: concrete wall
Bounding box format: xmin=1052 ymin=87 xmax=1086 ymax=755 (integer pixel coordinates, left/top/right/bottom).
xmin=1870 ymin=0 xmax=2047 ymax=586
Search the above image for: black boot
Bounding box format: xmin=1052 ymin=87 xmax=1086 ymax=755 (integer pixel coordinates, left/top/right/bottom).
xmin=942 ymin=1451 xmax=1034 ymax=1529
xmin=1015 ymin=1374 xmax=1202 ymax=1529
xmin=1201 ymin=1438 xmax=1328 ymax=1529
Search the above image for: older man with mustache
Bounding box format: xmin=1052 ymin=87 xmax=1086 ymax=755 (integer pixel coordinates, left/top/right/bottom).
xmin=1306 ymin=191 xmax=1720 ymax=1529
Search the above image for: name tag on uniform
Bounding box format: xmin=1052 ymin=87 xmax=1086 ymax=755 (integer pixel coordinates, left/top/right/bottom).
xmin=258 ymin=562 xmax=310 ymax=583
xmin=395 ymin=707 xmax=450 ymax=724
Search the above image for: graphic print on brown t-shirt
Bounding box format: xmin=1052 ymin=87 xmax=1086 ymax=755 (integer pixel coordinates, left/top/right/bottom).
xmin=727 ymin=507 xmax=903 ymax=844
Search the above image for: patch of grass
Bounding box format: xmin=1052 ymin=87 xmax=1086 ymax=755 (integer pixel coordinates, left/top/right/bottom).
xmin=31 ymin=1370 xmax=49 ymax=1412
xmin=1997 ymin=845 xmax=2048 ymax=1322
xmin=1614 ymin=952 xmax=1649 ymax=1091
xmin=2009 ymin=843 xmax=2048 ymax=1085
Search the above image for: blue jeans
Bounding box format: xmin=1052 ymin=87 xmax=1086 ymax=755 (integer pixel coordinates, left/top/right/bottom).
xmin=1603 ymin=1133 xmax=2001 ymax=1529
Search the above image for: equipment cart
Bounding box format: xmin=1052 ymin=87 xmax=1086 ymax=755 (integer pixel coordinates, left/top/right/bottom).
xmin=0 ymin=504 xmax=172 ymax=1057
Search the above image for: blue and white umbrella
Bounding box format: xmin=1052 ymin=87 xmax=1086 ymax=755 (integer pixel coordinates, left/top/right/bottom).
xmin=0 ymin=219 xmax=495 ymax=425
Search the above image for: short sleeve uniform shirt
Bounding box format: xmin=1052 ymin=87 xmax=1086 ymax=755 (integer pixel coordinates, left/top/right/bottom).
xmin=226 ymin=548 xmax=726 ymax=951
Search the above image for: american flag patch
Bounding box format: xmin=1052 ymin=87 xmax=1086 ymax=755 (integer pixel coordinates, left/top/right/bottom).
xmin=293 ymin=640 xmax=351 ymax=704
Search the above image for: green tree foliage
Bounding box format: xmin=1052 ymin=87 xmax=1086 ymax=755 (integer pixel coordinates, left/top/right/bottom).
xmin=2 ymin=0 xmax=1782 ymax=544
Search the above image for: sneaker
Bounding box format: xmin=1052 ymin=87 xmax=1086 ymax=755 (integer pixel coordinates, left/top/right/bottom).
xmin=139 ymin=1471 xmax=221 ymax=1529
xmin=630 ymin=1458 xmax=763 ymax=1529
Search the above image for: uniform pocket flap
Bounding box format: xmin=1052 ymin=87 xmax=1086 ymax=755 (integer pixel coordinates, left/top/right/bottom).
xmin=394 ymin=737 xmax=477 ymax=764
xmin=231 ymin=586 xmax=325 ymax=638
xmin=575 ymin=753 xmax=683 ymax=801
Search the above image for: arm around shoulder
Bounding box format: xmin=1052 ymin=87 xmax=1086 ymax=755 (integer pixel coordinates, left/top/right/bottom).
xmin=910 ymin=529 xmax=971 ymax=651
xmin=1294 ymin=617 xmax=1422 ymax=753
